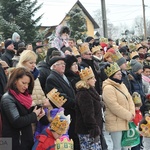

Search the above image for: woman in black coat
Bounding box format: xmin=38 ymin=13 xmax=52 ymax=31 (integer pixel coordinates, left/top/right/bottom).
xmin=0 ymin=68 xmax=43 ymax=150
xmin=65 ymin=55 xmax=81 ymax=92
xmin=75 ymin=66 xmax=103 ymax=150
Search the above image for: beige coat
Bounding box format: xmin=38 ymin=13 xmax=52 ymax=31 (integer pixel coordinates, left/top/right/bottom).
xmin=102 ymin=78 xmax=135 ymax=132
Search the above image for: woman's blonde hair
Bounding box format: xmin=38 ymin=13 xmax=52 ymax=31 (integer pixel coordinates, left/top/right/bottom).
xmin=17 ymin=50 xmax=37 ymax=67
xmin=76 ymin=80 xmax=90 ymax=89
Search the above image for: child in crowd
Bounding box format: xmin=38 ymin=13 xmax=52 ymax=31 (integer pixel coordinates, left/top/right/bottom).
xmin=32 ymin=110 xmax=72 ymax=150
xmin=131 ymin=92 xmax=143 ymax=150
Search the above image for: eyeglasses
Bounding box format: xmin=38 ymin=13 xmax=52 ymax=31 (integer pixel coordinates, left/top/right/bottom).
xmin=55 ymin=62 xmax=66 ymax=66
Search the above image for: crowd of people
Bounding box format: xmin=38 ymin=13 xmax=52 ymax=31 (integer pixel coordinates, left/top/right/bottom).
xmin=0 ymin=25 xmax=150 ymax=150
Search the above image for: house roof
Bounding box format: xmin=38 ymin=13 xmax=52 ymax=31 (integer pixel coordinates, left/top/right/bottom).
xmin=40 ymin=0 xmax=99 ymax=29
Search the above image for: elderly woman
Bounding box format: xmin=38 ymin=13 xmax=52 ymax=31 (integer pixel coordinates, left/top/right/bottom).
xmin=102 ymin=62 xmax=135 ymax=150
xmin=75 ymin=66 xmax=103 ymax=150
xmin=0 ymin=68 xmax=43 ymax=150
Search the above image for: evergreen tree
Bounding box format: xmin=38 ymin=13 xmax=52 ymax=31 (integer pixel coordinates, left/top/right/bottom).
xmin=67 ymin=7 xmax=87 ymax=41
xmin=0 ymin=0 xmax=42 ymax=43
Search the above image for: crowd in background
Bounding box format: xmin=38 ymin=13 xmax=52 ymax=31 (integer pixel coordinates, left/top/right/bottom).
xmin=0 ymin=25 xmax=150 ymax=150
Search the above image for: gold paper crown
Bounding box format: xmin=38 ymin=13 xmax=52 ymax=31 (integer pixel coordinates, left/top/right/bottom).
xmin=132 ymin=92 xmax=142 ymax=106
xmin=79 ymin=66 xmax=95 ymax=81
xmin=139 ymin=116 xmax=150 ymax=137
xmin=100 ymin=37 xmax=108 ymax=44
xmin=110 ymin=50 xmax=123 ymax=62
xmin=129 ymin=51 xmax=139 ymax=59
xmin=47 ymin=88 xmax=67 ymax=108
xmin=72 ymin=47 xmax=80 ymax=56
xmin=119 ymin=42 xmax=127 ymax=48
xmin=50 ymin=112 xmax=70 ymax=135
xmin=104 ymin=62 xmax=120 ymax=77
xmin=55 ymin=138 xmax=74 ymax=150
xmin=136 ymin=43 xmax=143 ymax=51
xmin=128 ymin=43 xmax=136 ymax=52
xmin=78 ymin=43 xmax=90 ymax=54
xmin=91 ymin=45 xmax=102 ymax=54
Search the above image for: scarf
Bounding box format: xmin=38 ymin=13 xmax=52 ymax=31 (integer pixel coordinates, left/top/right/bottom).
xmin=31 ymin=67 xmax=39 ymax=80
xmin=9 ymin=89 xmax=32 ymax=109
xmin=142 ymin=74 xmax=150 ymax=83
xmin=109 ymin=76 xmax=123 ymax=84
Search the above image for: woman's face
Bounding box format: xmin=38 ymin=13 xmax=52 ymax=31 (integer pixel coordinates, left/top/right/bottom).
xmin=23 ymin=59 xmax=36 ymax=71
xmin=113 ymin=70 xmax=122 ymax=80
xmin=15 ymin=75 xmax=30 ymax=93
xmin=87 ymin=77 xmax=96 ymax=87
xmin=70 ymin=62 xmax=78 ymax=73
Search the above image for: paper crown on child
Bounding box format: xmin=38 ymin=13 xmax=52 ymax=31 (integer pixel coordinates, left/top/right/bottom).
xmin=79 ymin=66 xmax=95 ymax=81
xmin=55 ymin=136 xmax=74 ymax=150
xmin=91 ymin=45 xmax=102 ymax=54
xmin=139 ymin=116 xmax=150 ymax=137
xmin=132 ymin=92 xmax=142 ymax=107
xmin=50 ymin=111 xmax=70 ymax=135
xmin=78 ymin=42 xmax=90 ymax=54
xmin=104 ymin=62 xmax=120 ymax=77
xmin=47 ymin=88 xmax=67 ymax=108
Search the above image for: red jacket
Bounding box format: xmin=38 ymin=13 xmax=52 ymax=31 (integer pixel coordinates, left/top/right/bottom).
xmin=33 ymin=128 xmax=55 ymax=150
xmin=133 ymin=110 xmax=143 ymax=126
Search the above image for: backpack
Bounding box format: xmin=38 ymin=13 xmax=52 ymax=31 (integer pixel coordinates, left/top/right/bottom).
xmin=32 ymin=129 xmax=55 ymax=150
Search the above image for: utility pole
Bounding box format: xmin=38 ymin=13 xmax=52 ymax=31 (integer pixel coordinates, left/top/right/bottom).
xmin=142 ymin=0 xmax=147 ymax=40
xmin=101 ymin=0 xmax=108 ymax=38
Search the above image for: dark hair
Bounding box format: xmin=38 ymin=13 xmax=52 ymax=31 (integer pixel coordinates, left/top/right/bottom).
xmin=6 ymin=67 xmax=34 ymax=94
xmin=16 ymin=47 xmax=26 ymax=56
xmin=59 ymin=26 xmax=70 ymax=35
xmin=143 ymin=65 xmax=150 ymax=71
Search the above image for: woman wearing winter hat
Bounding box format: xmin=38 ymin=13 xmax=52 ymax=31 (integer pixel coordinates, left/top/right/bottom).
xmin=102 ymin=62 xmax=135 ymax=150
xmin=65 ymin=55 xmax=80 ymax=92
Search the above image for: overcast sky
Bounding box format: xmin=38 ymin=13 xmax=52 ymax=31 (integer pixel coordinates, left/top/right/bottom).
xmin=36 ymin=0 xmax=150 ymax=27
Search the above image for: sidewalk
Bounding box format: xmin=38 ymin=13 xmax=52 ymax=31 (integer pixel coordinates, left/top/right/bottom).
xmin=103 ymin=130 xmax=113 ymax=150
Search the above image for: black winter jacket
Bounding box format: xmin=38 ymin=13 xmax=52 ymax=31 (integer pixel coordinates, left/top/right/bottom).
xmin=37 ymin=60 xmax=51 ymax=93
xmin=0 ymin=92 xmax=37 ymax=150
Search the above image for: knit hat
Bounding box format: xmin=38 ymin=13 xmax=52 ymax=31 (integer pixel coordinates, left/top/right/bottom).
xmin=130 ymin=59 xmax=143 ymax=72
xmin=4 ymin=39 xmax=14 ymax=49
xmin=117 ymin=57 xmax=126 ymax=66
xmin=49 ymin=56 xmax=65 ymax=67
xmin=132 ymin=92 xmax=142 ymax=107
xmin=65 ymin=55 xmax=77 ymax=71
